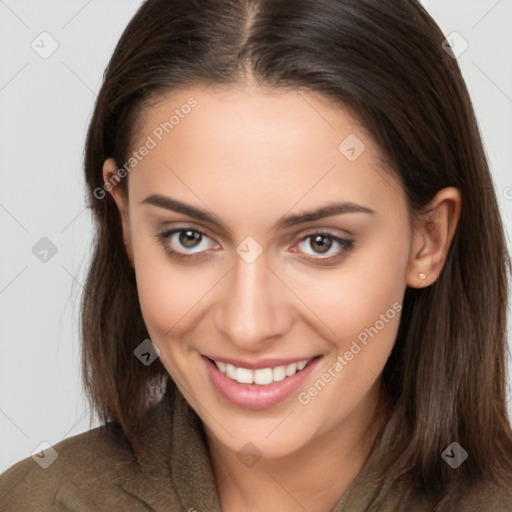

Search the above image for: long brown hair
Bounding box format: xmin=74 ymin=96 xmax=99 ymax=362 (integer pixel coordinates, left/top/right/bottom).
xmin=81 ymin=0 xmax=512 ymax=507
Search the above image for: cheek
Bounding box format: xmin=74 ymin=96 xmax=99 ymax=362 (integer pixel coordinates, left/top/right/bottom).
xmin=287 ymin=230 xmax=409 ymax=414
xmin=295 ymin=267 xmax=404 ymax=423
xmin=283 ymin=227 xmax=409 ymax=348
xmin=130 ymin=233 xmax=214 ymax=341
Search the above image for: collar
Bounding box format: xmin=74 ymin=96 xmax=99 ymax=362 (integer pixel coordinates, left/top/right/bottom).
xmin=112 ymin=385 xmax=403 ymax=512
xmin=113 ymin=386 xmax=222 ymax=511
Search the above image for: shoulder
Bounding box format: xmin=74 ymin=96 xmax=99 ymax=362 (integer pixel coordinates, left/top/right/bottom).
xmin=451 ymin=479 xmax=512 ymax=512
xmin=384 ymin=476 xmax=512 ymax=511
xmin=0 ymin=390 xmax=214 ymax=512
xmin=0 ymin=424 xmax=147 ymax=512
xmin=403 ymin=477 xmax=512 ymax=511
xmin=0 ymin=393 xmax=193 ymax=512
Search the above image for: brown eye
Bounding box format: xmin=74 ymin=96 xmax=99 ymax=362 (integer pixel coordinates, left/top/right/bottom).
xmin=157 ymin=227 xmax=219 ymax=261
xmin=309 ymin=234 xmax=333 ymax=254
xmin=294 ymin=231 xmax=354 ymax=264
xmin=179 ymin=230 xmax=202 ymax=248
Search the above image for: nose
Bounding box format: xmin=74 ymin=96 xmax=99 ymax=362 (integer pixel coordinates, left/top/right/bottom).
xmin=212 ymin=249 xmax=292 ymax=351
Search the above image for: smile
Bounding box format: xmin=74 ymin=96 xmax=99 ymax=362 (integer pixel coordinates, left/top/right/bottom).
xmin=213 ymin=359 xmax=311 ymax=385
xmin=202 ymin=355 xmax=321 ymax=409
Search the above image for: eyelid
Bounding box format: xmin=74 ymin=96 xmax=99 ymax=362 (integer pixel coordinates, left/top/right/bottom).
xmin=156 ymin=224 xmax=354 ymax=263
xmin=291 ymin=230 xmax=355 ymax=263
xmin=156 ymin=224 xmax=220 ymax=259
xmin=157 ymin=224 xmax=218 ymax=244
xmin=294 ymin=224 xmax=355 ymax=238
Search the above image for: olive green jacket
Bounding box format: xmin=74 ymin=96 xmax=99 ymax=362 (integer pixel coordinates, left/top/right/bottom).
xmin=1 ymin=391 xmax=511 ymax=511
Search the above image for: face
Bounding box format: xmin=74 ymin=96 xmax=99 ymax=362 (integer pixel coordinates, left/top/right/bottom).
xmin=107 ymin=84 xmax=417 ymax=460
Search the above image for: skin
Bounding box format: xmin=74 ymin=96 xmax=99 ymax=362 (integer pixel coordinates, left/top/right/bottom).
xmin=104 ymin=84 xmax=461 ymax=512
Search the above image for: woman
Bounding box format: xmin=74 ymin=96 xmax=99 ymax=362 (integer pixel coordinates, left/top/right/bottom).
xmin=1 ymin=0 xmax=511 ymax=510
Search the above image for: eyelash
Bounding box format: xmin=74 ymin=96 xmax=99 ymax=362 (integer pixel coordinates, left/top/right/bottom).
xmin=156 ymin=227 xmax=355 ymax=264
xmin=156 ymin=227 xmax=214 ymax=262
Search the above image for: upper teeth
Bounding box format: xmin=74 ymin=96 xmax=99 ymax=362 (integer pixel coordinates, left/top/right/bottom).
xmin=214 ymin=359 xmax=311 ymax=385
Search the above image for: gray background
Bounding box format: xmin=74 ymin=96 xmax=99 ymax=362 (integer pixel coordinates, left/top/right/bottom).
xmin=1 ymin=0 xmax=511 ymax=473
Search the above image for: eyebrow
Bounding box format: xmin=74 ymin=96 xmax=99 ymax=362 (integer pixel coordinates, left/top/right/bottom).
xmin=140 ymin=194 xmax=376 ymax=231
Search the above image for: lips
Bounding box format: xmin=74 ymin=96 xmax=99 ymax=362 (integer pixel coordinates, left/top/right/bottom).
xmin=213 ymin=358 xmax=311 ymax=385
xmin=202 ymin=355 xmax=321 ymax=409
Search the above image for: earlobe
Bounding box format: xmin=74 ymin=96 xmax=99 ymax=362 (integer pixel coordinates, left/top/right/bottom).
xmin=406 ymin=187 xmax=462 ymax=288
xmin=102 ymin=158 xmax=134 ymax=266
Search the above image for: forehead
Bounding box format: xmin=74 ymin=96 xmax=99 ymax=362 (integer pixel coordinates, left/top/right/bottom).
xmin=134 ymin=84 xmax=375 ymax=162
xmin=127 ymin=85 xmax=405 ymax=224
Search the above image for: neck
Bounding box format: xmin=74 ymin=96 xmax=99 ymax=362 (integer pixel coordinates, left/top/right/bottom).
xmin=205 ymin=380 xmax=387 ymax=512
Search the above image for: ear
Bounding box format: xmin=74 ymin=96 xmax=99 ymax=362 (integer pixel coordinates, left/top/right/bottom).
xmin=103 ymin=158 xmax=134 ymax=266
xmin=406 ymin=187 xmax=462 ymax=288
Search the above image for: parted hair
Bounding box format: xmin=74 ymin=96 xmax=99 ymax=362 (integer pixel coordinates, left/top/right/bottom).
xmin=81 ymin=0 xmax=512 ymax=508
